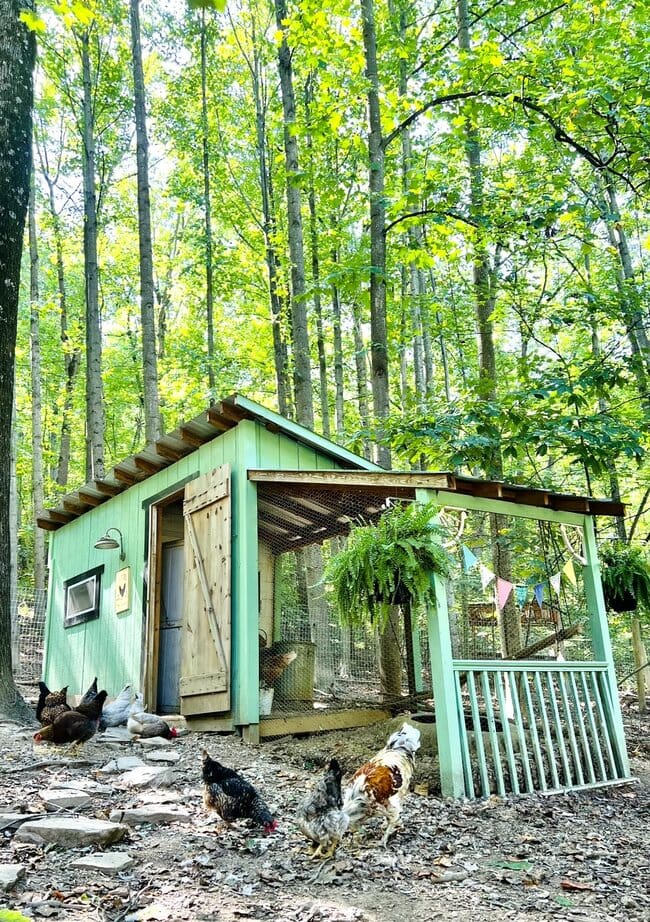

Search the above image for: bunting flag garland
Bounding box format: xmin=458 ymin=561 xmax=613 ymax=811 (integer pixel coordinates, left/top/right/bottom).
xmin=550 ymin=572 xmax=562 ymax=597
xmin=515 ymin=585 xmax=528 ymax=608
xmin=562 ymin=558 xmax=577 ymax=587
xmin=496 ymin=577 xmax=514 ymax=612
xmin=462 ymin=545 xmax=479 ymax=571
xmin=534 ymin=583 xmax=545 ymax=607
xmin=479 ymin=563 xmax=495 ymax=590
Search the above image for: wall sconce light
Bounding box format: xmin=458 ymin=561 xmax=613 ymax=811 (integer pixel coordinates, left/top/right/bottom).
xmin=94 ymin=527 xmax=126 ymax=562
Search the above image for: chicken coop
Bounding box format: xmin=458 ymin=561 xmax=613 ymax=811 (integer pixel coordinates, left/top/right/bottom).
xmin=38 ymin=394 xmax=631 ymax=798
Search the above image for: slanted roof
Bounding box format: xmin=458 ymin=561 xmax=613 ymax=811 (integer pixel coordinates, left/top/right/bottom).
xmin=37 ymin=394 xmax=380 ymax=531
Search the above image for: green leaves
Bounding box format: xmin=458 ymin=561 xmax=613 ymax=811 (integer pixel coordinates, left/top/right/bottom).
xmin=324 ymin=501 xmax=451 ymax=630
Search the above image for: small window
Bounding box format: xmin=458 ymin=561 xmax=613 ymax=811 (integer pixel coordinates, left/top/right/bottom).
xmin=64 ymin=565 xmax=104 ymax=627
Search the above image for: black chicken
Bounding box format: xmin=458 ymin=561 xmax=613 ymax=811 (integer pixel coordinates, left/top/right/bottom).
xmin=34 ymin=691 xmax=107 ymax=750
xmin=201 ymin=749 xmax=277 ymax=834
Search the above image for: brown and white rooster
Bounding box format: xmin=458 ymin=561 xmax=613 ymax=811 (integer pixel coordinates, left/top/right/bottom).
xmin=342 ymin=722 xmax=421 ymax=845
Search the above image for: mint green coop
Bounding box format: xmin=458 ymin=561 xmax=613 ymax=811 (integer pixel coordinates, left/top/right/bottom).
xmin=38 ymin=395 xmax=630 ymax=797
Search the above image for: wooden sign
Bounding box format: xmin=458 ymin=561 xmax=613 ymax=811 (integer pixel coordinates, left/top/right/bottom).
xmin=115 ymin=567 xmax=130 ymax=613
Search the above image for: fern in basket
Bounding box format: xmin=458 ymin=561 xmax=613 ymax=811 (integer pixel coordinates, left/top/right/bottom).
xmin=599 ymin=541 xmax=650 ymax=615
xmin=325 ymin=501 xmax=451 ymax=629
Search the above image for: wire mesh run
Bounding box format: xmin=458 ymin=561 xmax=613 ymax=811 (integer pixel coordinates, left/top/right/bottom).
xmin=11 ymin=586 xmax=47 ymax=688
xmin=256 ymin=486 xmax=598 ymax=720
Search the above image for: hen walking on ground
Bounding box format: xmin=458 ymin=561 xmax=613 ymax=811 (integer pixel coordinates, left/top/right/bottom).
xmin=201 ymin=749 xmax=277 ymax=834
xmin=342 ymin=721 xmax=421 ymax=845
xmin=296 ymin=758 xmax=349 ymax=858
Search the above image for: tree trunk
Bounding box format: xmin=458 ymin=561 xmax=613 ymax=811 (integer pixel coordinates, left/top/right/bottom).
xmin=331 ymin=244 xmax=345 ymax=435
xmin=130 ymin=0 xmax=162 ymax=442
xmin=360 ymin=0 xmax=390 ymax=469
xmin=28 ymin=174 xmax=46 ymax=591
xmin=37 ymin=144 xmax=80 ymax=487
xmin=351 ymin=298 xmax=372 ymax=460
xmin=274 ymin=0 xmax=313 ymax=428
xmin=80 ymin=27 xmax=105 ymax=480
xmin=199 ymin=8 xmax=217 ymax=402
xmin=457 ymin=0 xmax=519 ymax=655
xmin=249 ymin=28 xmax=290 ymax=416
xmin=0 ymin=0 xmax=38 ymax=721
xmin=304 ymin=78 xmax=330 ymax=437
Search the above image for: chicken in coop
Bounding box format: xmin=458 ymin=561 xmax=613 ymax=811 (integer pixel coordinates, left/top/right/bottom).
xmin=76 ymin=676 xmax=98 ymax=712
xmin=201 ymin=749 xmax=277 ymax=834
xmin=260 ymin=648 xmax=297 ymax=687
xmin=296 ymin=758 xmax=349 ymax=858
xmin=343 ymin=721 xmax=421 ymax=845
xmin=127 ymin=711 xmax=178 ymax=739
xmin=36 ymin=682 xmax=70 ymax=726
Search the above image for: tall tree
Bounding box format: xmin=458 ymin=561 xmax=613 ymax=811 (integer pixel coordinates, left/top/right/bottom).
xmin=0 ymin=0 xmax=37 ymax=721
xmin=130 ymin=0 xmax=162 ymax=441
xmin=28 ymin=173 xmax=46 ymax=590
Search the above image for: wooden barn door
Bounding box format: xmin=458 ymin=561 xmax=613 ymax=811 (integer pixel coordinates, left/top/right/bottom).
xmin=179 ymin=464 xmax=231 ymax=715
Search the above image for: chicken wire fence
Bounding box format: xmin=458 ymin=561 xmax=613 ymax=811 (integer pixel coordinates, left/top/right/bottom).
xmin=11 ymin=586 xmax=47 ymax=692
xmin=256 ymin=494 xmax=631 ymax=720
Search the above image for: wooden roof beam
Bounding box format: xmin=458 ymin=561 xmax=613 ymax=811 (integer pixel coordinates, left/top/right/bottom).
xmin=134 ymin=454 xmax=168 ymax=475
xmin=179 ymin=426 xmax=212 ymax=448
xmin=206 ymin=407 xmax=235 ymax=432
xmin=93 ymin=479 xmax=124 ymax=496
xmin=78 ymin=489 xmax=107 ymax=507
xmin=113 ymin=465 xmax=140 ymax=486
xmin=154 ymin=438 xmax=191 ymax=462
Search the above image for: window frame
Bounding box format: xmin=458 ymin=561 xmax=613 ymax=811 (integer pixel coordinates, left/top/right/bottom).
xmin=64 ymin=564 xmax=104 ymax=628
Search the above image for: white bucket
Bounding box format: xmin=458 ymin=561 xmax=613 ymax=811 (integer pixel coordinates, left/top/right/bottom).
xmin=259 ymin=686 xmax=274 ymax=716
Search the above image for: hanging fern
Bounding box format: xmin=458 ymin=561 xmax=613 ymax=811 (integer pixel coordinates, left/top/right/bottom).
xmin=325 ymin=500 xmax=451 ymax=629
xmin=599 ymin=541 xmax=650 ymax=615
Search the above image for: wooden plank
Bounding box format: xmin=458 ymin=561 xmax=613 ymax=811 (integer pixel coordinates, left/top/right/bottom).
xmin=181 ymin=464 xmax=231 ymax=715
xmin=534 ymin=671 xmax=560 ymax=789
xmin=185 ymin=715 xmax=234 ymax=732
xmin=36 ymin=517 xmax=62 ymax=531
xmin=467 ymin=671 xmax=490 ymax=797
xmin=77 ymin=489 xmax=106 ymax=507
xmin=93 ymin=479 xmax=124 ymax=496
xmin=454 ymin=671 xmax=475 ymax=798
xmin=180 ymin=425 xmax=212 ymax=447
xmin=507 ymin=670 xmax=535 ymax=793
xmin=249 ymin=469 xmax=451 ymax=491
xmin=258 ymin=707 xmax=392 ymax=738
xmin=179 ymin=671 xmax=227 ymax=695
xmin=557 ymin=671 xmax=585 ymax=786
xmin=522 ymin=670 xmax=548 ymax=791
xmin=113 ymin=465 xmax=140 ymax=485
xmin=154 ymin=439 xmax=191 ymax=462
xmin=134 ymin=454 xmax=168 ymax=475
xmin=569 ymin=671 xmax=596 ymax=784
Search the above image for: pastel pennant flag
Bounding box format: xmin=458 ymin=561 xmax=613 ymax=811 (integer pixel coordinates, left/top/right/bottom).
xmin=562 ymin=558 xmax=577 ymax=587
xmin=515 ymin=585 xmax=528 ymax=608
xmin=550 ymin=572 xmax=562 ymax=597
xmin=462 ymin=545 xmax=479 ymax=571
xmin=496 ymin=577 xmax=514 ymax=612
xmin=479 ymin=563 xmax=495 ymax=591
xmin=534 ymin=583 xmax=544 ymax=607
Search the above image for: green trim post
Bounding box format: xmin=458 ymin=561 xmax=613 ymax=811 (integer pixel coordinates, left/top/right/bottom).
xmin=417 ymin=489 xmax=466 ymax=797
xmin=231 ymin=420 xmax=261 ymax=727
xmin=582 ymin=516 xmax=630 ymax=777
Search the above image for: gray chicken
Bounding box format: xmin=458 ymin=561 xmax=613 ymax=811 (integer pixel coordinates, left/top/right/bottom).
xmin=296 ymin=758 xmax=349 ymax=858
xmin=98 ymin=684 xmax=133 ymax=729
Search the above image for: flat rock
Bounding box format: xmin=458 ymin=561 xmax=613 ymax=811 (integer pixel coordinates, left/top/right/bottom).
xmin=13 ymin=816 xmax=127 ymax=847
xmin=145 ymin=749 xmax=180 ymax=763
xmin=137 ymin=736 xmax=173 ymax=748
xmin=70 ymin=852 xmax=135 ymax=874
xmin=39 ymin=788 xmax=92 ymax=811
xmin=115 ymin=766 xmax=175 ymax=789
xmin=0 ymin=813 xmax=32 ymax=829
xmin=101 ymin=727 xmax=133 ymax=742
xmin=99 ymin=756 xmax=146 ymax=774
xmin=0 ymin=863 xmax=26 ymax=890
xmin=109 ymin=803 xmax=192 ymax=826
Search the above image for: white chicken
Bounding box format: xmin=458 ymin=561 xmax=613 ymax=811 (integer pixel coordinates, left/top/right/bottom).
xmin=98 ymin=684 xmax=133 ymax=729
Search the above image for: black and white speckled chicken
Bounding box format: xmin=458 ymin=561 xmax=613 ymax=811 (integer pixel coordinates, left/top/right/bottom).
xmin=201 ymin=749 xmax=277 ymax=835
xmin=296 ymin=758 xmax=349 ymax=858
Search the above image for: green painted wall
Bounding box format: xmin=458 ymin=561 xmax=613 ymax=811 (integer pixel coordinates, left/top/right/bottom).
xmin=43 ymin=418 xmax=374 ymax=713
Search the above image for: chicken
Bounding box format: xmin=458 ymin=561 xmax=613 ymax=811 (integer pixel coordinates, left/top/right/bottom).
xmin=201 ymin=749 xmax=277 ymax=834
xmin=76 ymin=686 xmax=108 ymax=721
xmin=77 ymin=677 xmax=98 ymax=711
xmin=127 ymin=711 xmax=178 ymax=739
xmin=36 ymin=682 xmax=70 ymax=726
xmin=33 ymin=695 xmax=107 ymax=750
xmin=98 ymin=684 xmax=133 ymax=729
xmin=342 ymin=722 xmax=421 ymax=845
xmin=260 ymin=649 xmax=297 ymax=687
xmin=296 ymin=758 xmax=349 ymax=858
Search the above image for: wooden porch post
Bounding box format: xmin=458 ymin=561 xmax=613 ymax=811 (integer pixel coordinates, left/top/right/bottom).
xmin=582 ymin=516 xmax=631 ymax=777
xmin=417 ymin=489 xmax=466 ymax=797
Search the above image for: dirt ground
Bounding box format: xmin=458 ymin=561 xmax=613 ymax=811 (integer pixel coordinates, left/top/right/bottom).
xmin=0 ymin=703 xmax=648 ymax=922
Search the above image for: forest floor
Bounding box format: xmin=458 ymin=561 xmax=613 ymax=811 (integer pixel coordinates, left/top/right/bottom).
xmin=0 ymin=701 xmax=648 ymax=922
